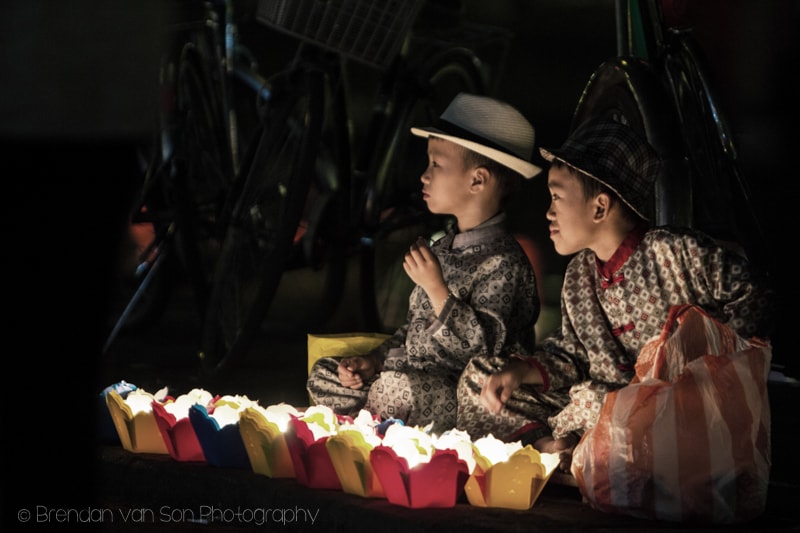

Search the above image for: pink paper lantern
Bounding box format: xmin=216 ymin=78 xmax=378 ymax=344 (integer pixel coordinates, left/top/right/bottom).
xmin=370 ymin=446 xmax=469 ymax=508
xmin=151 ymin=401 xmax=205 ymax=462
xmin=284 ymin=417 xmax=342 ymax=490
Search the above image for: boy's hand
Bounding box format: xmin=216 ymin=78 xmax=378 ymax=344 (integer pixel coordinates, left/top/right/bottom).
xmin=337 ymin=355 xmax=380 ymax=389
xmin=532 ymin=434 xmax=579 ymax=473
xmin=480 ymin=358 xmax=527 ymax=413
xmin=403 ymin=237 xmax=445 ymax=294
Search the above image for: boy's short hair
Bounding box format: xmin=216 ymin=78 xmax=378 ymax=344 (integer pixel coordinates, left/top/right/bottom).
xmin=463 ymin=146 xmax=523 ymax=200
xmin=551 ymin=159 xmax=642 ymax=224
xmin=539 ymin=117 xmax=660 ymax=220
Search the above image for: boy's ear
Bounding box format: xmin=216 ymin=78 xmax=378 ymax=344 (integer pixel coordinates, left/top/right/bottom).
xmin=593 ymin=192 xmax=611 ymax=221
xmin=471 ymin=166 xmax=490 ymax=189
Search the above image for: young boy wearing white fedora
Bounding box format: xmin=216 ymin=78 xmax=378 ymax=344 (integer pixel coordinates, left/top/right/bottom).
xmin=465 ymin=117 xmax=774 ymax=470
xmin=307 ymin=93 xmax=543 ymax=433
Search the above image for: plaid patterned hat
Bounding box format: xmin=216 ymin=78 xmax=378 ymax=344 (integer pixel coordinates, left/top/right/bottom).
xmin=539 ymin=117 xmax=661 ymax=220
xmin=411 ymin=93 xmax=542 ymax=178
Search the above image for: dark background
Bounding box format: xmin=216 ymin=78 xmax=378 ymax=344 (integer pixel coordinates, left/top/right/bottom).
xmin=2 ymin=0 xmax=797 ymax=521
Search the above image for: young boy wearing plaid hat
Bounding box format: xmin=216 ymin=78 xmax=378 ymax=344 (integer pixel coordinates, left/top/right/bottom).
xmin=458 ymin=117 xmax=774 ymax=469
xmin=307 ymin=93 xmax=542 ymax=433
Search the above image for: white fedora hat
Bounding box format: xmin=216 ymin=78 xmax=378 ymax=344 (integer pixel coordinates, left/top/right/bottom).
xmin=411 ymin=93 xmax=542 ymax=178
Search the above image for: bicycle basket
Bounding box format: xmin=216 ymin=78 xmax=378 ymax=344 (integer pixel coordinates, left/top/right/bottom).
xmin=256 ymin=0 xmax=424 ymax=69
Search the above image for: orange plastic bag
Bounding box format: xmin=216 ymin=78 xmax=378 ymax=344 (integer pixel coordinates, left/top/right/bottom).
xmin=572 ymin=304 xmax=772 ymax=524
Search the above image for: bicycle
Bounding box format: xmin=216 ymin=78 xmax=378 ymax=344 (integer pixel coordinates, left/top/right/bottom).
xmin=569 ymin=0 xmax=769 ymax=266
xmin=104 ymin=0 xmax=278 ymax=354
xmin=196 ymin=0 xmax=509 ymax=375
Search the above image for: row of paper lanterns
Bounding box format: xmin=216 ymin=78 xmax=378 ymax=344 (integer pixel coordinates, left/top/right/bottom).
xmin=100 ymin=381 xmax=560 ymax=510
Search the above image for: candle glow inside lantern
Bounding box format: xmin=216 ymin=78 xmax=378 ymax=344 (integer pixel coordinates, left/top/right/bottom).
xmin=238 ymin=403 xmax=299 ymax=478
xmin=325 ymin=410 xmax=385 ymax=498
xmin=151 ymin=388 xmax=214 ymax=462
xmin=106 ymin=387 xmax=170 ymax=455
xmin=369 ymin=424 xmax=471 ymax=508
xmin=189 ymin=394 xmax=254 ymax=469
xmin=464 ymin=434 xmax=561 ymax=510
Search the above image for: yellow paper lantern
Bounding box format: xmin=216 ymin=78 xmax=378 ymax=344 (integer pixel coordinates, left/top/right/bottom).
xmin=105 ymin=389 xmax=168 ymax=455
xmin=326 ymin=429 xmax=385 ymax=498
xmin=238 ymin=404 xmax=297 ymax=478
xmin=465 ymin=444 xmax=560 ymax=510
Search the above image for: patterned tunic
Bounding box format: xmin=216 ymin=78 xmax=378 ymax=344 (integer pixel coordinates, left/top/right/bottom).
xmin=457 ymin=224 xmax=774 ymax=441
xmin=307 ymin=212 xmax=539 ymax=433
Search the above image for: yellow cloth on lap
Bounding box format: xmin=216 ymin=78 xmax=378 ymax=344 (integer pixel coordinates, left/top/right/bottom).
xmin=307 ymin=332 xmax=390 ymax=375
xmin=306 ymin=333 xmax=390 ymax=406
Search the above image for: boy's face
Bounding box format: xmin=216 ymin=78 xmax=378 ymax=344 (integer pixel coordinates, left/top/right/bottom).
xmin=546 ymin=164 xmax=600 ymax=256
xmin=420 ymin=137 xmax=474 ymax=216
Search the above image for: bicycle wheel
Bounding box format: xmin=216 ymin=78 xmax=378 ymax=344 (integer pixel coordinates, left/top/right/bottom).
xmin=104 ymin=33 xmax=218 ymax=347
xmin=361 ymin=47 xmax=487 ymax=333
xmin=660 ymin=34 xmax=768 ymax=261
xmin=199 ymin=68 xmax=325 ymax=375
xmin=168 ymin=35 xmax=239 ymax=316
xmin=106 ymin=8 xmax=252 ymax=352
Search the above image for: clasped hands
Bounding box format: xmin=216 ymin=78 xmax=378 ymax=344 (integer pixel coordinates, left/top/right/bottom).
xmin=337 ymin=354 xmax=382 ymax=390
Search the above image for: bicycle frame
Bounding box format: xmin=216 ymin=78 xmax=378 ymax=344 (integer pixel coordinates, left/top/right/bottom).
xmin=103 ymin=0 xmax=274 ymax=354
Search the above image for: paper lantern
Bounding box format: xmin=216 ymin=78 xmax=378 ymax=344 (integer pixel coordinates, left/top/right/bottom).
xmin=284 ymin=405 xmax=342 ymax=490
xmin=433 ymin=428 xmax=479 ymax=473
xmin=105 ymin=388 xmax=169 ymax=454
xmin=464 ymin=435 xmax=560 ymax=510
xmin=151 ymin=388 xmax=213 ymax=462
xmin=370 ymin=446 xmax=469 ymax=508
xmin=238 ymin=403 xmax=298 ymax=478
xmin=97 ymin=381 xmax=137 ymax=444
xmin=189 ymin=397 xmax=252 ymax=469
xmin=378 ymin=423 xmax=435 ymax=468
xmin=369 ymin=424 xmax=470 ymax=508
xmin=325 ymin=410 xmax=384 ymax=498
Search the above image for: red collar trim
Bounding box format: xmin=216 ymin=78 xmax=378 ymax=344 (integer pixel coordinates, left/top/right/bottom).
xmin=596 ymin=223 xmax=648 ymax=280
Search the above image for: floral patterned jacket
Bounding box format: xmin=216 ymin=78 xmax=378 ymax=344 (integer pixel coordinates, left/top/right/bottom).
xmin=371 ymin=212 xmax=540 ymax=376
xmin=523 ymin=225 xmax=774 ymax=438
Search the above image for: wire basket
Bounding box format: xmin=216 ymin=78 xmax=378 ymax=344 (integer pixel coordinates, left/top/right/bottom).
xmin=256 ymin=0 xmax=424 ymax=69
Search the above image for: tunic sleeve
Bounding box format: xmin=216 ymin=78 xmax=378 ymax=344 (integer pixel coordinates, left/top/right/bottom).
xmin=432 ymin=254 xmax=538 ymax=365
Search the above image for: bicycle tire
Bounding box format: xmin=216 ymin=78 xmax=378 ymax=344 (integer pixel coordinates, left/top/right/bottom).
xmin=361 ymin=47 xmax=487 ymax=333
xmin=104 ymin=34 xmax=218 ymax=345
xmin=199 ymin=68 xmax=325 ymax=375
xmin=169 ymin=37 xmax=239 ymax=318
xmin=106 ymin=7 xmax=257 ymax=351
xmin=661 ymin=33 xmax=768 ymax=260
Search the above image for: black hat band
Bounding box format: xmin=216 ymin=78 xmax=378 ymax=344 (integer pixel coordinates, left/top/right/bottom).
xmin=433 ymin=118 xmax=524 ymax=160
